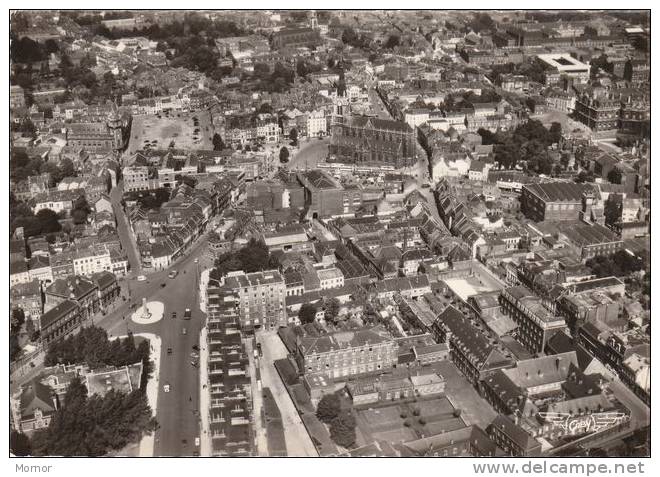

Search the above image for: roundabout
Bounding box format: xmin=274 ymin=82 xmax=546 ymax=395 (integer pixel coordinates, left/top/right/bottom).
xmin=131 ymin=298 xmax=164 ymax=325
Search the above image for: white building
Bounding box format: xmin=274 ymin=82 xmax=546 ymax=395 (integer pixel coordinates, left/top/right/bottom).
xmin=72 ymin=245 xmax=113 ymax=277
xmin=307 ymin=110 xmax=327 ymax=138
xmin=537 ymin=53 xmax=591 ymax=86
xmin=122 ymin=166 xmax=150 ymax=192
xmin=317 ymin=267 xmax=344 ymax=290
xmin=404 ymin=109 xmax=431 ymax=129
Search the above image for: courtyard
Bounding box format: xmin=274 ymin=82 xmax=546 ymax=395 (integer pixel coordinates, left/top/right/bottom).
xmin=353 ymin=395 xmax=466 ymax=447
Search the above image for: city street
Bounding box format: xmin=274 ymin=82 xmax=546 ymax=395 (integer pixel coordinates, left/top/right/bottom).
xmin=367 ymin=87 xmax=393 ymax=120
xmin=92 ymin=234 xmax=212 ymax=456
xmin=256 ymin=331 xmax=318 ymax=457
xmin=110 ymin=180 xmax=142 ymax=274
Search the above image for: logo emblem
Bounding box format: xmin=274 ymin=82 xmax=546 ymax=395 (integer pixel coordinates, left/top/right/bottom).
xmin=538 ymin=412 xmax=627 ymax=434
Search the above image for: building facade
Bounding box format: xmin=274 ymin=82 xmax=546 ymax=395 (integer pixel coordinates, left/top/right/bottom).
xmin=330 ymin=116 xmax=416 ymax=167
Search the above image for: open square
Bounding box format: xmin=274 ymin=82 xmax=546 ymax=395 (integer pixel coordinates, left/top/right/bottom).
xmin=127 ymin=110 xmax=214 ymax=154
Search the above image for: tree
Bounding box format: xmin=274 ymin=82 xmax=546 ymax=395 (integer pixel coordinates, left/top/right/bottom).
xmin=212 ymin=133 xmax=225 ymax=151
xmin=607 ymin=168 xmax=623 ymax=185
xmin=549 ymin=122 xmax=562 ymax=144
xmin=329 ymin=411 xmax=356 ymax=448
xmin=11 ymin=307 xmax=26 ymax=331
xmin=299 ymin=303 xmax=318 ymax=324
xmin=18 ymin=118 xmax=37 ymax=138
xmin=604 ymin=194 xmax=623 ymax=227
xmin=316 ymin=392 xmax=341 ymax=423
xmin=10 ymin=37 xmax=47 ymax=64
xmin=279 ymin=146 xmax=290 ymax=163
xmin=210 ymin=238 xmax=280 ymax=279
xmin=324 ymin=298 xmax=341 ymax=324
xmin=469 ymin=12 xmax=495 ymax=33
xmin=71 ymin=196 xmax=91 ymax=224
xmin=10 ymin=430 xmax=32 ymax=456
xmin=35 ymin=209 xmax=62 ymax=234
xmin=575 ymin=170 xmax=595 ymax=183
xmin=384 ymin=34 xmax=400 ymax=49
xmin=289 ymin=128 xmax=298 ymax=146
xmin=31 ymin=377 xmax=156 ymax=456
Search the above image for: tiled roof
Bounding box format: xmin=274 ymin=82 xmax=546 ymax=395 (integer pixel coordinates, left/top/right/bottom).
xmin=299 ymin=326 xmax=393 ymax=355
xmin=490 ymin=415 xmax=541 ymax=452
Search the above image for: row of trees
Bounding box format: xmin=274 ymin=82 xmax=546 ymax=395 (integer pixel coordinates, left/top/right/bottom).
xmin=45 ymin=326 xmax=151 ymax=376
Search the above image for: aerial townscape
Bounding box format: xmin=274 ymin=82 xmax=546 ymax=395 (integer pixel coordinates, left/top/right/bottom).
xmin=8 ymin=9 xmax=650 ymax=460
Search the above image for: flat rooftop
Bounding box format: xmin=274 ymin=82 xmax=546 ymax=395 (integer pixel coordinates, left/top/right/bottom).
xmin=537 ymin=53 xmax=590 ymax=71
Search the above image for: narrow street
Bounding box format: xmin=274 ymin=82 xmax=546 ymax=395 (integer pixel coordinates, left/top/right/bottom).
xmin=256 ymin=331 xmax=318 ymax=457
xmin=110 ymin=180 xmax=142 ymax=274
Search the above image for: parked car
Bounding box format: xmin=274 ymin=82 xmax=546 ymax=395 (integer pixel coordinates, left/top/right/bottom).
xmin=195 ymin=437 xmax=200 ymax=447
xmin=182 ymin=327 xmax=187 ymax=335
xmin=168 ymin=270 xmax=178 ymax=279
xmin=172 ymin=312 xmax=177 ymax=319
xmin=192 ymin=344 xmax=200 ymax=351
xmin=167 ymin=348 xmax=172 ymax=355
xmin=163 ymin=384 xmax=170 ymax=393
xmin=137 ymin=275 xmax=147 ymax=282
xmin=184 ymin=308 xmax=192 ymax=320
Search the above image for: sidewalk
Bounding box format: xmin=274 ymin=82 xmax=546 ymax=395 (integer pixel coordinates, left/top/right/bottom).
xmin=114 ymin=332 xmax=161 ymax=457
xmin=198 ymin=269 xmax=212 ymax=456
xmin=245 ymin=338 xmax=268 ymax=456
xmin=199 ymin=326 xmax=211 ymax=457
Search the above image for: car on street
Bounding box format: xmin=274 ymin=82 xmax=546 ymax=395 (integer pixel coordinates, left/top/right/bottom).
xmin=192 ymin=451 xmax=200 ymax=457
xmin=137 ymin=275 xmax=147 ymax=282
xmin=172 ymin=312 xmax=177 ymax=319
xmin=182 ymin=327 xmax=187 ymax=335
xmin=160 ymin=283 xmax=166 ymax=288
xmin=168 ymin=270 xmax=178 ymax=279
xmin=163 ymin=384 xmax=170 ymax=393
xmin=167 ymin=347 xmax=172 ymax=355
xmin=190 ymin=360 xmax=198 ymax=367
xmin=192 ymin=344 xmax=200 ymax=351
xmin=195 ymin=437 xmax=200 ymax=447
xmin=190 ymin=352 xmax=199 ymax=359
xmin=256 ymin=342 xmax=263 ymax=357
xmin=184 ymin=308 xmax=192 ymax=320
